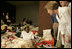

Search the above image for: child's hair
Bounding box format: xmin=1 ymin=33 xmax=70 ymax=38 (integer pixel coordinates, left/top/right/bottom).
xmin=45 ymin=1 xmax=59 ymax=10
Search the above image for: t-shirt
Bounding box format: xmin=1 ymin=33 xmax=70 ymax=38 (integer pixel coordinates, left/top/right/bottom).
xmin=51 ymin=14 xmax=58 ymax=23
xmin=21 ymin=31 xmax=34 ymax=41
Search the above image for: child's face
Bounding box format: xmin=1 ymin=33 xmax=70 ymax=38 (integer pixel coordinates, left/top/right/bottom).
xmin=25 ymin=27 xmax=30 ymax=33
xmin=59 ymin=1 xmax=68 ymax=7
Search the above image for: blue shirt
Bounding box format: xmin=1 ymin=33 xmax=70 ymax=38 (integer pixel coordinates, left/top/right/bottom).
xmin=51 ymin=14 xmax=58 ymax=23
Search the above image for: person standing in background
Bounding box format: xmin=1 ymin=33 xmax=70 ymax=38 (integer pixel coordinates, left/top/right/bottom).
xmin=1 ymin=12 xmax=6 ymax=24
xmin=51 ymin=14 xmax=59 ymax=46
xmin=59 ymin=1 xmax=71 ymax=48
xmin=5 ymin=12 xmax=11 ymax=26
xmin=1 ymin=12 xmax=11 ymax=26
xmin=1 ymin=19 xmax=4 ymax=25
xmin=59 ymin=1 xmax=71 ymax=7
xmin=59 ymin=1 xmax=71 ymax=17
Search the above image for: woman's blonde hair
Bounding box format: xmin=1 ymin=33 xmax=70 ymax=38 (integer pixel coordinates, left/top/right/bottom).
xmin=45 ymin=1 xmax=59 ymax=10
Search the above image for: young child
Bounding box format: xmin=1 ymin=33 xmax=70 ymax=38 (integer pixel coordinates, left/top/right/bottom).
xmin=20 ymin=26 xmax=34 ymax=48
xmin=21 ymin=26 xmax=34 ymax=40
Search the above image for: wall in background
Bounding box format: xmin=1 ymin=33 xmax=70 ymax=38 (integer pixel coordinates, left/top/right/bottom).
xmin=16 ymin=4 xmax=39 ymax=25
xmin=39 ymin=1 xmax=53 ymax=36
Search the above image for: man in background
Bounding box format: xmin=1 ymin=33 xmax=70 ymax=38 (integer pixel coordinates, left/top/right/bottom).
xmin=51 ymin=14 xmax=59 ymax=46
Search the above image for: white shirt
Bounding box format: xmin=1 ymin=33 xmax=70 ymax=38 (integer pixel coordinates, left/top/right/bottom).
xmin=56 ymin=7 xmax=71 ymax=45
xmin=21 ymin=31 xmax=34 ymax=41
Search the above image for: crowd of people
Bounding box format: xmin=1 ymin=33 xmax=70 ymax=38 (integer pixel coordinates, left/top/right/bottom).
xmin=1 ymin=14 xmax=39 ymax=48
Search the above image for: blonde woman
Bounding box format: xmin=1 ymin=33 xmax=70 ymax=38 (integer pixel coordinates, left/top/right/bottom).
xmin=45 ymin=1 xmax=71 ymax=48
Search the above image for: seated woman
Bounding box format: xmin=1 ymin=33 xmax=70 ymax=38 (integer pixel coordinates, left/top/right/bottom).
xmin=20 ymin=26 xmax=35 ymax=48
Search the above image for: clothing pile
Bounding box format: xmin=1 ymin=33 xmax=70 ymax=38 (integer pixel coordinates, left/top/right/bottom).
xmin=33 ymin=29 xmax=55 ymax=48
xmin=33 ymin=36 xmax=55 ymax=48
xmin=1 ymin=25 xmax=38 ymax=48
xmin=1 ymin=32 xmax=33 ymax=48
xmin=1 ymin=32 xmax=17 ymax=48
